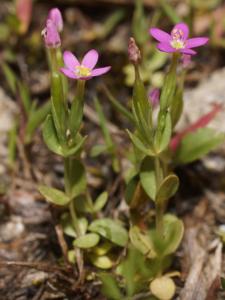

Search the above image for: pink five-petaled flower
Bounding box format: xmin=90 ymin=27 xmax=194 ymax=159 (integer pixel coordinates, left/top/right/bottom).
xmin=48 ymin=8 xmax=63 ymax=32
xmin=150 ymin=23 xmax=209 ymax=55
xmin=60 ymin=50 xmax=111 ymax=80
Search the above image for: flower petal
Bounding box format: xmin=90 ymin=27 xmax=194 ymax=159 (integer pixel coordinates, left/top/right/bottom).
xmin=91 ymin=66 xmax=111 ymax=77
xmin=172 ymin=23 xmax=189 ymax=39
xmin=81 ymin=49 xmax=99 ymax=69
xmin=157 ymin=43 xmax=176 ymax=53
xmin=186 ymin=37 xmax=209 ymax=48
xmin=63 ymin=51 xmax=80 ymax=70
xmin=180 ymin=48 xmax=197 ymax=55
xmin=60 ymin=68 xmax=78 ymax=79
xmin=149 ymin=28 xmax=171 ymax=43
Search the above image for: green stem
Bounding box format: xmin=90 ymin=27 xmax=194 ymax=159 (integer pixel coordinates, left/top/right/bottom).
xmin=64 ymin=157 xmax=81 ymax=236
xmin=154 ymin=156 xmax=164 ymax=236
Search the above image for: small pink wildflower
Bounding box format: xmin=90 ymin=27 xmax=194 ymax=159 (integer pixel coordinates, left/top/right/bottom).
xmin=42 ymin=19 xmax=61 ymax=48
xmin=149 ymin=88 xmax=160 ymax=108
xmin=48 ymin=8 xmax=63 ymax=32
xmin=150 ymin=23 xmax=208 ymax=55
xmin=60 ymin=50 xmax=111 ymax=80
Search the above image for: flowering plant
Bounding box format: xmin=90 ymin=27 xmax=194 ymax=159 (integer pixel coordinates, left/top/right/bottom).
xmin=36 ymin=8 xmax=224 ymax=300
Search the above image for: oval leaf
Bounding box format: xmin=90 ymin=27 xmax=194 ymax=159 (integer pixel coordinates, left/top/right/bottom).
xmin=89 ymin=218 xmax=128 ymax=247
xmin=150 ymin=214 xmax=184 ymax=256
xmin=90 ymin=254 xmax=113 ymax=269
xmin=156 ymin=174 xmax=179 ymax=205
xmin=129 ymin=226 xmax=156 ymax=259
xmin=93 ymin=191 xmax=108 ymax=212
xmin=38 ymin=185 xmax=70 ymax=206
xmin=140 ymin=156 xmax=157 ymax=201
xmin=73 ymin=233 xmax=100 ymax=249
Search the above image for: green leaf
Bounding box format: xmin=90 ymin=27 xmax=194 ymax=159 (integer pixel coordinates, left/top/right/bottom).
xmin=64 ymin=135 xmax=87 ymax=157
xmin=42 ymin=114 xmax=64 ymax=156
xmin=140 ymin=156 xmax=157 ymax=201
xmin=125 ymin=175 xmax=139 ymax=205
xmin=129 ymin=226 xmax=157 ymax=259
xmin=2 ymin=63 xmax=17 ymax=94
xmin=154 ymin=110 xmax=172 ymax=153
xmin=61 ymin=213 xmax=76 ymax=238
xmin=99 ymin=273 xmax=122 ymax=300
xmin=90 ymin=144 xmax=108 ymax=157
xmin=94 ymin=98 xmax=114 ymax=150
xmin=93 ymin=191 xmax=108 ymax=212
xmin=150 ymin=214 xmax=184 ymax=256
xmin=132 ymin=0 xmax=148 ymax=45
xmin=175 ymin=128 xmax=225 ymax=164
xmin=18 ymin=82 xmax=31 ymax=116
xmin=89 ymin=218 xmax=128 ymax=247
xmin=127 ymin=130 xmax=155 ymax=156
xmin=156 ymin=174 xmax=179 ymax=205
xmin=159 ymin=0 xmax=181 ymax=24
xmin=73 ymin=233 xmax=100 ymax=249
xmin=103 ymin=85 xmax=134 ymax=123
xmin=38 ymin=185 xmax=70 ymax=206
xmin=90 ymin=255 xmax=114 ymax=269
xmin=25 ymin=101 xmax=51 ymax=144
xmin=64 ymin=158 xmax=87 ymax=199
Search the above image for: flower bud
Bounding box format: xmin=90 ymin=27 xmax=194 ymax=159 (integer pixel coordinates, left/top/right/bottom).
xmin=48 ymin=8 xmax=63 ymax=32
xmin=149 ymin=88 xmax=160 ymax=108
xmin=181 ymin=54 xmax=191 ymax=68
xmin=128 ymin=37 xmax=141 ymax=64
xmin=42 ymin=19 xmax=61 ymax=48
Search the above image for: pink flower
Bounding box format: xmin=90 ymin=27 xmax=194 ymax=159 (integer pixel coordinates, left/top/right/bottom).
xmin=149 ymin=23 xmax=208 ymax=55
xmin=60 ymin=50 xmax=111 ymax=80
xmin=149 ymin=88 xmax=160 ymax=108
xmin=42 ymin=19 xmax=61 ymax=48
xmin=48 ymin=8 xmax=63 ymax=32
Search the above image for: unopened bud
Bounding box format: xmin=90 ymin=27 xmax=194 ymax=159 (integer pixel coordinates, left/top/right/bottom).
xmin=128 ymin=37 xmax=141 ymax=64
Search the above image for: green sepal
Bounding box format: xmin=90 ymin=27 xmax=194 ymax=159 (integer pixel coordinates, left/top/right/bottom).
xmin=38 ymin=185 xmax=70 ymax=206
